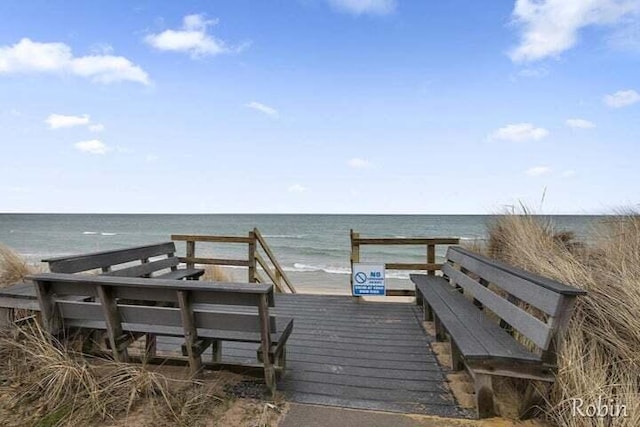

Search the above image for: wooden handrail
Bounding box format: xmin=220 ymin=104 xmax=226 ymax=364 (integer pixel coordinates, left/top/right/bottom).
xmin=171 ymin=230 xmax=296 ymax=294
xmin=177 ymin=257 xmax=249 ymax=267
xmin=172 ymin=235 xmax=253 ymax=244
xmin=253 ymin=228 xmax=296 ymax=293
xmin=350 ymin=229 xmax=459 ymax=297
xmin=354 ymin=237 xmax=460 ymax=245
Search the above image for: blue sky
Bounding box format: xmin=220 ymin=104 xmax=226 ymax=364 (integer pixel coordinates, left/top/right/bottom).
xmin=0 ymin=0 xmax=638 ymax=214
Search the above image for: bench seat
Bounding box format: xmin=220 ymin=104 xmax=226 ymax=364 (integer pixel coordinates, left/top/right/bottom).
xmin=412 ymin=246 xmax=586 ymax=419
xmin=65 ymin=316 xmax=294 ymax=345
xmin=154 ymin=267 xmax=205 ymax=281
xmin=413 ymin=275 xmax=540 ymax=364
xmin=29 ymin=272 xmax=292 ymax=395
xmin=43 ymin=242 xmax=203 ymax=281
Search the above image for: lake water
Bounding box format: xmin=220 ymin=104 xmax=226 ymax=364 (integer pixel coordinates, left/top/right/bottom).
xmin=0 ymin=214 xmax=604 ymax=293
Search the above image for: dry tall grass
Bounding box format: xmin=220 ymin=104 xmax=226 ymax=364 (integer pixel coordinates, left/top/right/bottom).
xmin=480 ymin=212 xmax=640 ymax=426
xmin=0 ymin=322 xmax=226 ymax=426
xmin=0 ymin=244 xmax=33 ymax=287
xmin=202 ymin=265 xmax=233 ymax=282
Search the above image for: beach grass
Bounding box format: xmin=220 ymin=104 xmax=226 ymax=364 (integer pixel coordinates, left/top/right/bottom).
xmin=0 ymin=253 xmax=286 ymax=426
xmin=475 ymin=211 xmax=640 ymax=426
xmin=0 ymin=321 xmax=231 ymax=426
xmin=202 ymin=264 xmax=233 ymax=282
xmin=0 ymin=244 xmax=34 ymax=288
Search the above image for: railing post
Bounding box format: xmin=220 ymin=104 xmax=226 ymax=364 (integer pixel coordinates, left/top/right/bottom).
xmin=248 ymin=231 xmax=257 ymax=283
xmin=275 ymin=269 xmax=282 ymax=290
xmin=186 ymin=240 xmax=195 ymax=270
xmin=350 ymin=229 xmax=360 ymax=300
xmin=427 ymin=243 xmax=435 ymax=276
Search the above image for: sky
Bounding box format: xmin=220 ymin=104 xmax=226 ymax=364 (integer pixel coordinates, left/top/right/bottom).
xmin=0 ymin=0 xmax=639 ymax=214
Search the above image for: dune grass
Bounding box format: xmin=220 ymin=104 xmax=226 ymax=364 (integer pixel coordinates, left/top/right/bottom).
xmin=478 ymin=211 xmax=640 ymax=426
xmin=0 ymin=321 xmax=228 ymax=426
xmin=202 ymin=264 xmax=233 ymax=282
xmin=0 ymin=244 xmax=33 ymax=288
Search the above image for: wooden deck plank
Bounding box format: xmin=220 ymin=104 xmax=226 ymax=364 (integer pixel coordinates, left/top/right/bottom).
xmin=286 ymin=392 xmax=465 ymax=418
xmin=278 ymin=380 xmax=453 ymax=406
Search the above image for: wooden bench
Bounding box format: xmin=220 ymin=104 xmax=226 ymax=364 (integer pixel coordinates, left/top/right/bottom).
xmin=411 ymin=246 xmax=586 ymax=418
xmin=27 ymin=272 xmax=294 ymax=396
xmin=42 ymin=242 xmax=204 ymax=280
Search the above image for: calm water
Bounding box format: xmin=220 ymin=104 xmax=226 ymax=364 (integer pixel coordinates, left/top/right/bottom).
xmin=0 ymin=214 xmax=603 ymax=293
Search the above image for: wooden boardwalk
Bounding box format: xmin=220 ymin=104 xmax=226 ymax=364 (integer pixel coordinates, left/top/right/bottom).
xmin=271 ymin=294 xmax=465 ymax=417
xmin=0 ymin=285 xmax=467 ymax=417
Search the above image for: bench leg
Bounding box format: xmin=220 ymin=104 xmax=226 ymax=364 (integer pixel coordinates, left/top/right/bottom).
xmin=519 ymin=381 xmax=551 ymax=419
xmin=211 ymin=340 xmax=222 ymax=363
xmin=276 ymin=346 xmax=287 ymax=371
xmin=450 ymin=340 xmax=464 ymax=371
xmin=434 ymin=315 xmax=446 ymax=341
xmin=474 ymin=373 xmax=496 ymax=418
xmin=423 ymin=302 xmax=433 ymax=322
xmin=144 ymin=333 xmax=157 ymax=359
xmin=416 ymin=291 xmax=423 ymax=306
xmin=0 ymin=308 xmax=13 ymax=328
xmin=264 ymin=365 xmax=276 ymax=398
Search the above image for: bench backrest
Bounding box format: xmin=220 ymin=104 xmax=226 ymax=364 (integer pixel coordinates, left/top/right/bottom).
xmin=443 ymin=246 xmax=586 ymax=359
xmin=27 ymin=273 xmax=277 ymax=337
xmin=42 ymin=242 xmax=180 ymax=277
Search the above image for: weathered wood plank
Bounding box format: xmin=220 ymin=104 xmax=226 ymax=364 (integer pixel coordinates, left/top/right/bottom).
xmin=442 ymin=263 xmax=553 ymax=349
xmin=283 ymin=392 xmax=462 ymax=417
xmin=34 ymin=280 xmax=59 ymax=334
xmin=44 ymin=242 xmax=176 ymax=273
xmin=177 ymin=290 xmax=202 ymax=376
xmin=155 ymin=268 xmax=204 ymax=280
xmin=258 ymin=293 xmax=275 ymax=395
xmin=104 ymin=257 xmax=179 ymax=278
xmin=449 ymin=247 xmax=585 ymax=296
xmin=171 ymin=235 xmax=253 ymax=244
xmin=412 ymin=274 xmax=540 ymax=362
xmin=57 ymin=300 xmax=278 ymax=333
xmin=386 ymin=263 xmax=442 ymax=271
xmin=177 ymin=257 xmax=249 ymax=267
xmin=254 ymin=228 xmax=296 ymax=293
xmin=278 ymin=380 xmax=452 ymax=406
xmin=27 ymin=273 xmax=273 ymax=294
xmin=354 ymin=238 xmax=460 ymax=245
xmin=96 ymin=285 xmax=128 ymax=362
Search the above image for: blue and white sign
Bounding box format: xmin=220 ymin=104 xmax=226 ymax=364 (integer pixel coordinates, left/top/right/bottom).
xmin=352 ymin=263 xmax=386 ymax=296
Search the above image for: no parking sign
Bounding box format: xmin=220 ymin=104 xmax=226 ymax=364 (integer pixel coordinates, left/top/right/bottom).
xmin=352 ymin=263 xmax=386 ymax=296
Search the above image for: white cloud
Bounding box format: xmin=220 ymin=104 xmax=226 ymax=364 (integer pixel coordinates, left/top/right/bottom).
xmin=603 ymin=89 xmax=640 ymax=107
xmin=88 ymin=123 xmax=105 ymax=132
xmin=144 ymin=14 xmax=240 ymax=58
xmin=347 ymin=158 xmax=372 ymax=169
xmin=328 ymin=0 xmax=396 ymax=15
xmin=145 ymin=154 xmax=159 ymax=162
xmin=74 ymin=139 xmax=109 ymax=155
xmin=509 ymin=0 xmax=640 ymax=62
xmin=526 ymin=166 xmax=552 ymax=176
xmin=0 ymin=38 xmax=149 ymax=84
xmin=45 ymin=113 xmax=90 ymax=129
xmin=566 ymin=118 xmax=596 ymax=129
xmin=561 ymin=169 xmax=577 ymax=177
xmin=489 ymin=123 xmax=549 ymax=142
xmin=46 ymin=114 xmax=105 ymax=132
xmin=288 ymin=184 xmax=306 ymax=193
xmin=246 ymin=101 xmax=279 ymax=118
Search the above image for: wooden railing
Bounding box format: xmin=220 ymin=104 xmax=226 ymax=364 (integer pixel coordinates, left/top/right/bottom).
xmin=350 ymin=230 xmax=459 ymax=297
xmin=171 ymin=228 xmax=296 ymax=293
